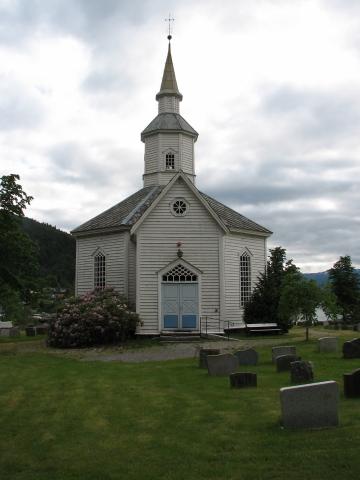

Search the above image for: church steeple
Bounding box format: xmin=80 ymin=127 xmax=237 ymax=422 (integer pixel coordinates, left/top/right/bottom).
xmin=141 ymin=36 xmax=198 ymax=188
xmin=156 ymin=42 xmax=183 ymax=103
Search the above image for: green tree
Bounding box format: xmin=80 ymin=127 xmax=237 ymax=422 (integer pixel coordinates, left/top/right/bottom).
xmin=0 ymin=174 xmax=38 ymax=322
xmin=321 ymin=283 xmax=341 ymax=322
xmin=328 ymin=255 xmax=360 ymax=324
xmin=279 ymin=271 xmax=322 ymax=340
xmin=244 ymin=247 xmax=299 ymax=332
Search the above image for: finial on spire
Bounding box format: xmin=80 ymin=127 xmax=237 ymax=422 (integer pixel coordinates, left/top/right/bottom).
xmin=165 ymin=13 xmax=174 ymax=41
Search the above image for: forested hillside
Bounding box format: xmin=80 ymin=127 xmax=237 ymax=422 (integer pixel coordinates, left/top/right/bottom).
xmin=20 ymin=217 xmax=76 ymax=290
xmin=304 ymin=270 xmax=360 ymax=286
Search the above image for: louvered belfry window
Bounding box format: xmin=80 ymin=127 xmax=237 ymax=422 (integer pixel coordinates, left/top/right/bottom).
xmin=162 ymin=264 xmax=197 ymax=282
xmin=240 ymin=252 xmax=251 ymax=306
xmin=165 ymin=153 xmax=175 ymax=170
xmin=94 ymin=253 xmax=106 ymax=289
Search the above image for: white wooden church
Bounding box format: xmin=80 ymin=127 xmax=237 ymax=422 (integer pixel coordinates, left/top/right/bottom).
xmin=72 ymin=38 xmax=272 ymax=335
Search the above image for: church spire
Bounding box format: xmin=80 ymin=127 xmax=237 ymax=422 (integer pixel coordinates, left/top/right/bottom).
xmin=156 ymin=42 xmax=183 ymax=102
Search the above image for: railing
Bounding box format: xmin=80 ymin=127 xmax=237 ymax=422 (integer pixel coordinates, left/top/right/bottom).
xmin=199 ymin=315 xmax=221 ymax=337
xmin=199 ymin=317 xmax=240 ymax=341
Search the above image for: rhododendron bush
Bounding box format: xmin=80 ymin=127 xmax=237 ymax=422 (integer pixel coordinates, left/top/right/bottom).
xmin=48 ymin=288 xmax=141 ymax=348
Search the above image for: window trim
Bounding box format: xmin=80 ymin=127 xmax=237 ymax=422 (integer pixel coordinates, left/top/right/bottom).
xmin=170 ymin=197 xmax=188 ymax=217
xmin=94 ymin=251 xmax=106 ymax=290
xmin=239 ymin=251 xmax=251 ymax=307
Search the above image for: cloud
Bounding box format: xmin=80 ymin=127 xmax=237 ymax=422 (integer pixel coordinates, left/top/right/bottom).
xmin=0 ymin=78 xmax=45 ymax=130
xmin=1 ymin=0 xmax=360 ymax=272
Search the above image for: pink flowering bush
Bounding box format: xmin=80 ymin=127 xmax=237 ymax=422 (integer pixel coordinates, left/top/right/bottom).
xmin=47 ymin=288 xmax=141 ymax=348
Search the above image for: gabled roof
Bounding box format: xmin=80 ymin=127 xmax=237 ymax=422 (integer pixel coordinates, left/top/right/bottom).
xmin=141 ymin=112 xmax=198 ymax=141
xmin=72 ymin=177 xmax=271 ymax=237
xmin=71 ymin=186 xmax=163 ymax=235
xmin=200 ymin=192 xmax=272 ymax=235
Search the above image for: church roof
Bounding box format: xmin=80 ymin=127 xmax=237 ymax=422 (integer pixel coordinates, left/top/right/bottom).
xmin=141 ymin=112 xmax=198 ymax=141
xmin=200 ymin=192 xmax=272 ymax=234
xmin=72 ymin=184 xmax=271 ymax=236
xmin=71 ymin=186 xmax=163 ymax=235
xmin=156 ymin=43 xmax=182 ymax=101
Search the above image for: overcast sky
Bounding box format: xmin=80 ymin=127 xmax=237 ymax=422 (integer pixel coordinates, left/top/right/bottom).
xmin=1 ymin=0 xmax=359 ymax=273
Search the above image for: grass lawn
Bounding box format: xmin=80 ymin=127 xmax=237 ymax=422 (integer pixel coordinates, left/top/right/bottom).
xmin=1 ymin=331 xmax=360 ymax=479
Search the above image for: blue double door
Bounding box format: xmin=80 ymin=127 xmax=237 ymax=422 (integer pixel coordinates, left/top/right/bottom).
xmin=162 ymin=283 xmax=198 ymax=330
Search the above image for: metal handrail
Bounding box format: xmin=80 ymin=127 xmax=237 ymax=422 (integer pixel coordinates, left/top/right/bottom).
xmin=199 ymin=315 xmax=222 ymax=338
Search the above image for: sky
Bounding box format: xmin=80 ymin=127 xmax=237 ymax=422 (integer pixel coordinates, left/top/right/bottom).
xmin=1 ymin=0 xmax=359 ymax=273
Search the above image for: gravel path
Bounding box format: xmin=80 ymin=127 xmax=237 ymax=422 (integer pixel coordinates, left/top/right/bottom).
xmin=83 ymin=339 xmax=245 ymax=363
xmin=1 ymin=328 xmax=345 ymax=363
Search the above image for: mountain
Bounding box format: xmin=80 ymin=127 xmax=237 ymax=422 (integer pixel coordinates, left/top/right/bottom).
xmin=20 ymin=217 xmax=76 ymax=290
xmin=303 ymin=269 xmax=360 ymax=286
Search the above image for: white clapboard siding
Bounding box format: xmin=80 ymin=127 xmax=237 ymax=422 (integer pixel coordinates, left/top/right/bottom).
xmin=75 ymin=232 xmax=127 ymax=296
xmin=136 ymin=177 xmax=222 ymax=334
xmin=128 ymin=237 xmax=136 ymax=306
xmin=180 ymin=134 xmax=194 ymax=174
xmin=158 ymin=96 xmax=179 ymax=113
xmin=144 ymin=136 xmax=159 ymax=173
xmin=160 ymin=133 xmax=179 ymax=156
xmin=223 ymin=233 xmax=266 ymax=324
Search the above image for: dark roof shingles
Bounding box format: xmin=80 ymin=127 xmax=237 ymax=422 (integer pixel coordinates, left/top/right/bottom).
xmin=141 ymin=113 xmax=198 ymax=139
xmin=71 ymin=186 xmax=163 ymax=234
xmin=200 ymin=192 xmax=272 ymax=234
xmin=72 ymin=184 xmax=271 ymax=236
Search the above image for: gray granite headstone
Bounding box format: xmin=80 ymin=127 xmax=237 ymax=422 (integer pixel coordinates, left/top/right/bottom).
xmin=207 ymin=353 xmax=238 ymax=376
xmin=280 ymin=381 xmax=339 ymax=429
xmin=343 ymin=338 xmax=360 ymax=359
xmin=272 ymin=346 xmax=296 ymax=363
xmin=233 ymin=348 xmax=258 ymax=366
xmin=276 ymin=354 xmax=301 ymax=372
xmin=290 ymin=361 xmax=314 ymax=383
xmin=199 ymin=348 xmax=221 ymax=368
xmin=344 ymin=368 xmax=360 ymax=398
xmin=318 ymin=337 xmax=338 ymax=353
xmin=229 ymin=372 xmax=257 ymax=388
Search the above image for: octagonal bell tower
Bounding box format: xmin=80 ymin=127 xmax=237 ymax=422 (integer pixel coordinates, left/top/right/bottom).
xmin=141 ymin=38 xmax=198 ymax=187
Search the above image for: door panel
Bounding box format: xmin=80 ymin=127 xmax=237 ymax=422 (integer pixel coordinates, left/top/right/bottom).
xmin=162 ymin=282 xmax=198 ymax=330
xmin=162 ymin=284 xmax=179 ymax=329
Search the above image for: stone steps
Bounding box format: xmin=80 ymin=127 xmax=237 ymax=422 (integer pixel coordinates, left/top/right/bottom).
xmin=159 ymin=331 xmax=201 ymax=343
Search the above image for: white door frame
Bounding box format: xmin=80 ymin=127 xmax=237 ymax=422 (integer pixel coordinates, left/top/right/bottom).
xmin=157 ymin=258 xmax=202 ymax=333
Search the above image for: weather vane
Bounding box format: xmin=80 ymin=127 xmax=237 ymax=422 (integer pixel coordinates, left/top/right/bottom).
xmin=165 ymin=13 xmax=175 ymax=40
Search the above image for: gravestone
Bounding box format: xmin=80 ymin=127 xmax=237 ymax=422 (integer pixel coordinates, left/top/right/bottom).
xmin=199 ymin=348 xmax=221 ymax=368
xmin=344 ymin=369 xmax=360 ymax=398
xmin=280 ymin=381 xmax=339 ymax=429
xmin=276 ymin=354 xmax=301 ymax=372
xmin=290 ymin=361 xmax=314 ymax=383
xmin=272 ymin=346 xmax=296 ymax=363
xmin=207 ymin=353 xmax=238 ymax=376
xmin=230 ymin=372 xmax=257 ymax=388
xmin=233 ymin=348 xmax=258 ymax=366
xmin=318 ymin=337 xmax=338 ymax=353
xmin=343 ymin=338 xmax=360 ymax=359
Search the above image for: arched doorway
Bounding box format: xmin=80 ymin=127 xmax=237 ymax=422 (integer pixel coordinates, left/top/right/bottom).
xmin=161 ymin=262 xmax=199 ymax=330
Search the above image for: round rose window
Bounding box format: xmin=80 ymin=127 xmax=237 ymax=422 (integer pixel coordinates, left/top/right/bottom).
xmin=172 ymin=199 xmax=187 ymax=216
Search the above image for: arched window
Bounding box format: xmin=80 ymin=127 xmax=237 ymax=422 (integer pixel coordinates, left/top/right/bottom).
xmin=94 ymin=252 xmax=106 ymax=289
xmin=162 ymin=264 xmax=197 ymax=282
xmin=240 ymin=252 xmax=251 ymax=306
xmin=165 ymin=152 xmax=175 ymax=170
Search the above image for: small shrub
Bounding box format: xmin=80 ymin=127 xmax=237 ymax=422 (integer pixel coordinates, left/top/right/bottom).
xmin=47 ymin=288 xmax=141 ymax=348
